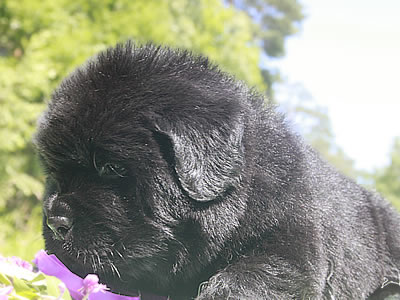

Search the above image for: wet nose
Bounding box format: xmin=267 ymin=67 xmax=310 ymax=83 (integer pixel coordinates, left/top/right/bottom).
xmin=47 ymin=216 xmax=73 ymax=240
xmin=44 ymin=194 xmax=73 ymax=240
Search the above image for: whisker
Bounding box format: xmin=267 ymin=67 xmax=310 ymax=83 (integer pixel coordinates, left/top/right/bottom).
xmin=110 ymin=262 xmax=121 ymax=279
xmin=77 ymin=249 xmax=83 ymax=260
xmin=115 ymin=249 xmax=124 ymax=259
xmin=91 ymin=255 xmax=97 ymax=272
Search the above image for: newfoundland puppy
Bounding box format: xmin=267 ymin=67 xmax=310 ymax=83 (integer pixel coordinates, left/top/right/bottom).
xmin=34 ymin=42 xmax=400 ymax=299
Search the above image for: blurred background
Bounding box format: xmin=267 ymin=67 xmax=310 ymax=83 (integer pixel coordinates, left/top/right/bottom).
xmin=0 ymin=0 xmax=399 ymax=261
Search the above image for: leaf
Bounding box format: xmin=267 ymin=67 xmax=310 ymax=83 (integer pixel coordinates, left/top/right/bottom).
xmin=45 ymin=275 xmax=72 ymax=300
xmin=0 ymin=272 xmax=12 ymax=285
xmin=29 ymin=272 xmax=46 ymax=285
xmin=11 ymin=277 xmax=31 ymax=293
xmin=15 ymin=289 xmax=40 ymax=299
xmin=28 ymin=273 xmax=47 ymax=293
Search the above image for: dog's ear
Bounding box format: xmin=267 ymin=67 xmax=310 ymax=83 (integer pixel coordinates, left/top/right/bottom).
xmin=153 ymin=118 xmax=244 ymax=202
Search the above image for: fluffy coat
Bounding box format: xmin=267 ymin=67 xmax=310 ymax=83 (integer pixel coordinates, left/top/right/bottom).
xmin=34 ymin=42 xmax=400 ymax=299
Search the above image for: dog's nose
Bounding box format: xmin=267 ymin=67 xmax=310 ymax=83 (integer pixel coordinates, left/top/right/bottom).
xmin=44 ymin=194 xmax=74 ymax=240
xmin=47 ymin=216 xmax=73 ymax=240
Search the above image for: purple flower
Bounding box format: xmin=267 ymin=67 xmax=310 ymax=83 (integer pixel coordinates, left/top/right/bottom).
xmin=81 ymin=274 xmax=108 ymax=295
xmin=8 ymin=256 xmax=33 ymax=272
xmin=57 ymin=282 xmax=67 ymax=300
xmin=34 ymin=250 xmax=140 ymax=300
xmin=0 ymin=255 xmax=33 ymax=272
xmin=0 ymin=286 xmax=13 ymax=300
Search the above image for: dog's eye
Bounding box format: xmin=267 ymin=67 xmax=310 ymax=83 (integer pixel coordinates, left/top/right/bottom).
xmin=97 ymin=163 xmax=127 ymax=178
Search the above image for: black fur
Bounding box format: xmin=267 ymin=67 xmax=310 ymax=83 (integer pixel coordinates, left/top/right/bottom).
xmin=34 ymin=42 xmax=400 ymax=299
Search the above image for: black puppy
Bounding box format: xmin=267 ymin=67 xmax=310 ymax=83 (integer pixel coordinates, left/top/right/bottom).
xmin=34 ymin=42 xmax=400 ymax=299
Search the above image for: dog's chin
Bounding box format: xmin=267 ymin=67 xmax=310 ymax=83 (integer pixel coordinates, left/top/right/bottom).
xmin=44 ymin=224 xmax=175 ymax=295
xmin=46 ymin=239 xmax=135 ymax=294
xmin=44 ymin=227 xmax=124 ymax=278
xmin=47 ymin=241 xmax=113 ymax=276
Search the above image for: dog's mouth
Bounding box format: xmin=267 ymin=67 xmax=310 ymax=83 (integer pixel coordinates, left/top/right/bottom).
xmin=43 ymin=205 xmax=181 ymax=296
xmin=49 ymin=234 xmax=175 ymax=296
xmin=44 ymin=223 xmax=124 ymax=278
xmin=45 ymin=220 xmax=174 ymax=278
xmin=53 ymin=242 xmax=140 ymax=296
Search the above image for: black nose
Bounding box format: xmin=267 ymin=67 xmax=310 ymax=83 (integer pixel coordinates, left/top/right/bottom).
xmin=47 ymin=216 xmax=73 ymax=240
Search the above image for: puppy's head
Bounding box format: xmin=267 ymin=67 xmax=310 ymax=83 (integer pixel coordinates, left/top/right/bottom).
xmin=34 ymin=42 xmax=248 ymax=292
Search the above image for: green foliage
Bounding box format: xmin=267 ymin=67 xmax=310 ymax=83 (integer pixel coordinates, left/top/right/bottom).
xmin=1 ymin=0 xmax=288 ymax=259
xmin=374 ymin=138 xmax=400 ymax=210
xmin=232 ymin=0 xmax=304 ymax=57
xmin=233 ymin=0 xmax=304 ymax=100
xmin=0 ymin=206 xmax=44 ymax=261
xmin=0 ymin=260 xmax=71 ymax=300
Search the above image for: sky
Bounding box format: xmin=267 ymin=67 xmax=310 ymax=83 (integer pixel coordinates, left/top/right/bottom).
xmin=272 ymin=0 xmax=400 ymax=171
